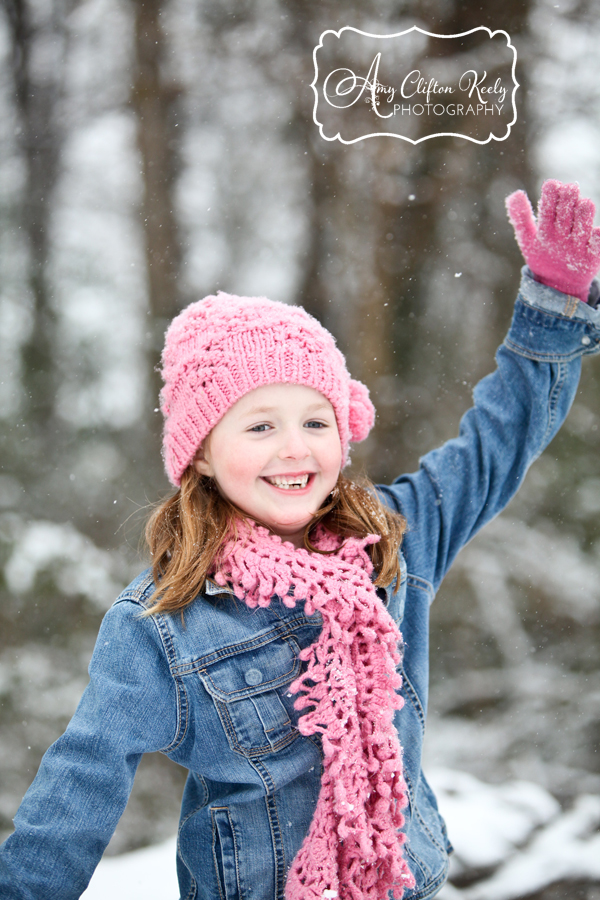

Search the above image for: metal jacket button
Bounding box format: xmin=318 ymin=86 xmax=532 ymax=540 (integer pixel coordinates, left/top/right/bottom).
xmin=582 ymin=335 xmax=591 ymax=345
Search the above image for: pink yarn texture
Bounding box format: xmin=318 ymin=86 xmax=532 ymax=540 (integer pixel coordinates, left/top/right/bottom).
xmin=505 ymin=179 xmax=600 ymax=302
xmin=160 ymin=292 xmax=376 ymax=486
xmin=212 ymin=523 xmax=416 ymax=900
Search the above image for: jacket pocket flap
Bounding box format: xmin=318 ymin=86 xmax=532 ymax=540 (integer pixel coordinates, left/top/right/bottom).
xmin=199 ymin=636 xmax=301 ymax=701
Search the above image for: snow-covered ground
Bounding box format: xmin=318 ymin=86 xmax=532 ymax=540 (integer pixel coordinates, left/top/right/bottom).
xmin=81 ymin=768 xmax=600 ymax=900
xmin=81 ymin=836 xmax=178 ymax=899
xmin=430 ymin=769 xmax=600 ymax=899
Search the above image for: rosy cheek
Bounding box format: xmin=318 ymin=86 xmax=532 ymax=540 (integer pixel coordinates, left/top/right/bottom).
xmin=327 ymin=441 xmax=343 ymax=472
xmin=217 ymin=454 xmax=259 ymax=495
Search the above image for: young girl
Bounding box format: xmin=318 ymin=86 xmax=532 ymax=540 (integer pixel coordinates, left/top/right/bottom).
xmin=1 ymin=179 xmax=600 ymax=900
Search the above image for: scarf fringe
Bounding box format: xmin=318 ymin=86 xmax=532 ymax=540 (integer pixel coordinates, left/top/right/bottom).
xmin=213 ymin=524 xmax=416 ymax=900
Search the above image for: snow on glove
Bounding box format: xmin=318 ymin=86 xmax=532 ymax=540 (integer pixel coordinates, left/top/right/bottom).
xmin=505 ymin=179 xmax=600 ymax=303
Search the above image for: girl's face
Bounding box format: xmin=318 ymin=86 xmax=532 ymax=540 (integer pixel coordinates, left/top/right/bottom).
xmin=193 ymin=384 xmax=342 ymax=548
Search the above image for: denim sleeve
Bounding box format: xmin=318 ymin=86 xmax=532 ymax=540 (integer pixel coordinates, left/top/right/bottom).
xmin=377 ymin=265 xmax=600 ymax=595
xmin=0 ymin=600 xmax=178 ymax=900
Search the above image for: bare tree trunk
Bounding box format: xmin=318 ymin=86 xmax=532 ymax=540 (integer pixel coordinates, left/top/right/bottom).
xmin=129 ymin=0 xmax=185 ymax=489
xmin=130 ymin=0 xmax=182 ymax=325
xmin=4 ymin=0 xmax=65 ymax=426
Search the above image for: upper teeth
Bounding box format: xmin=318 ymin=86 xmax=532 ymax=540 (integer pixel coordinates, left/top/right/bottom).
xmin=267 ymin=474 xmax=310 ymax=488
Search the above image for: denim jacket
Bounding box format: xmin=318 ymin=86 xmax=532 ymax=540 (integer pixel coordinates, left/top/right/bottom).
xmin=2 ymin=267 xmax=600 ymax=900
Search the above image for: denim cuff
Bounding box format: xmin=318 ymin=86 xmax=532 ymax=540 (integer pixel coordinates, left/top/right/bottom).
xmin=519 ymin=265 xmax=600 ymax=325
xmin=504 ymin=266 xmax=600 ymax=362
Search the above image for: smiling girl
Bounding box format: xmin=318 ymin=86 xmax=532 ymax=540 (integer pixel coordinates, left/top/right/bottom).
xmin=192 ymin=384 xmax=343 ymax=546
xmin=2 ymin=180 xmax=600 ymax=900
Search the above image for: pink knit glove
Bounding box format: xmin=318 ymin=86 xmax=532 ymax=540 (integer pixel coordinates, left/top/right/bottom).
xmin=505 ymin=179 xmax=600 ymax=302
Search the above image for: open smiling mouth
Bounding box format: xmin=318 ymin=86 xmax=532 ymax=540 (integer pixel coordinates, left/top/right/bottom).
xmin=263 ymin=474 xmax=313 ymax=490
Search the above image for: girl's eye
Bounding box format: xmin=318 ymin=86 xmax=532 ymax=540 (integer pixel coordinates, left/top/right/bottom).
xmin=249 ymin=423 xmax=271 ymax=433
xmin=305 ymin=420 xmax=327 ymax=428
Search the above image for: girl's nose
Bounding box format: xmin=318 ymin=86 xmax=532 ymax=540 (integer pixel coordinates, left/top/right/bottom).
xmin=278 ymin=428 xmax=311 ymax=460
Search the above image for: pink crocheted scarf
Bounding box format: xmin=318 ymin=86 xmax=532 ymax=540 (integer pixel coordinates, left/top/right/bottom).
xmin=212 ymin=523 xmax=416 ymax=900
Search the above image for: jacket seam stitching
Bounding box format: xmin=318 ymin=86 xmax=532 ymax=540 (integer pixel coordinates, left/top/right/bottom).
xmin=223 ymin=808 xmax=243 ymax=900
xmin=161 ymin=673 xmax=189 ymax=752
xmin=111 ymin=595 xmax=186 ymax=752
xmin=406 ymin=859 xmax=450 ymax=900
xmin=541 ymin=360 xmax=564 ymax=448
xmin=504 ymin=335 xmax=598 ymax=362
xmin=406 ymin=577 xmax=434 ymax=598
xmin=402 ymin=770 xmax=431 ymax=880
xmin=178 ymin=789 xmax=209 ymax=835
xmin=399 ymin=666 xmax=426 ymax=732
xmin=269 ymin=794 xmax=286 ymax=900
xmin=176 ymin=810 xmax=201 ymax=900
xmin=172 ymin=624 xmax=314 ymax=674
xmin=152 ymin=612 xmax=189 ymax=751
xmin=246 ymin=759 xmax=286 ymax=899
xmin=210 ymin=810 xmax=226 ymax=900
xmin=198 ymin=636 xmax=301 ymax=700
xmin=517 ymin=295 xmax=583 ymax=321
xmin=517 ymin=286 xmax=600 ymax=323
xmin=403 ymin=768 xmax=448 ymax=858
xmin=404 ymin=844 xmax=431 ymax=883
xmin=211 ymin=695 xmax=300 ymax=758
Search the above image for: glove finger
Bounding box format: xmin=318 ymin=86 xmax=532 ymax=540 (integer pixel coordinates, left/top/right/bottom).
xmin=536 ymin=179 xmax=562 ymax=242
xmin=553 ymin=182 xmax=580 ymax=237
xmin=505 ymin=189 xmax=537 ymax=254
xmin=587 ymin=225 xmax=600 ymax=260
xmin=572 ymin=198 xmax=595 ymax=242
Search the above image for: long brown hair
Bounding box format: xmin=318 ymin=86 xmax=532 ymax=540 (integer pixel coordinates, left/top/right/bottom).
xmin=144 ymin=468 xmax=406 ymax=616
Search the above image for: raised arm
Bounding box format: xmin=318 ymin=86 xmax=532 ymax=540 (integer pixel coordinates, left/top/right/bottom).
xmin=377 ymin=180 xmax=600 ymax=594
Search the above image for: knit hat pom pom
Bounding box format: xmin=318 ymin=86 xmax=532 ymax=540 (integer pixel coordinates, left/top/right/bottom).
xmin=348 ymin=379 xmax=375 ymax=442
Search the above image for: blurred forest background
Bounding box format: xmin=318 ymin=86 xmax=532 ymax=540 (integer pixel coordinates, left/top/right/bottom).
xmin=1 ymin=0 xmax=600 ymax=897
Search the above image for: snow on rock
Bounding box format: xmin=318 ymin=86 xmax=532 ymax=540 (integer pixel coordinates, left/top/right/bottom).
xmin=81 ymin=836 xmax=178 ymax=900
xmin=460 ymin=794 xmax=600 ymax=900
xmin=432 ymin=769 xmax=600 ymax=900
xmin=428 ymin=768 xmax=560 ymax=871
xmin=3 ymin=517 xmax=128 ymax=610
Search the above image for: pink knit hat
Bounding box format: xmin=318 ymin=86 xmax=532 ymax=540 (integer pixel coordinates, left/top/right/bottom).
xmin=160 ymin=291 xmax=375 ymax=486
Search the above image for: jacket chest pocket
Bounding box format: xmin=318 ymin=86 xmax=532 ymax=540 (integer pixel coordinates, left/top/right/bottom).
xmin=199 ymin=636 xmax=302 ymax=758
